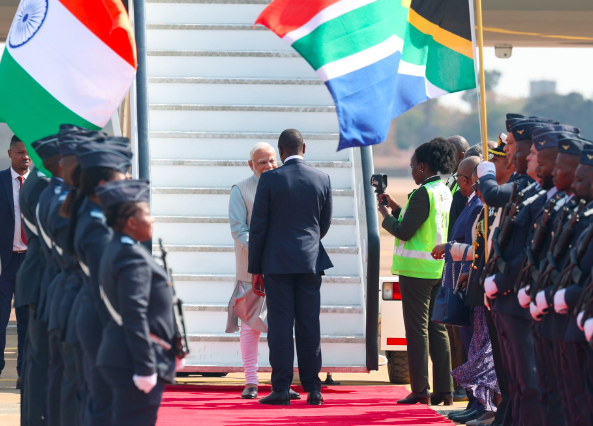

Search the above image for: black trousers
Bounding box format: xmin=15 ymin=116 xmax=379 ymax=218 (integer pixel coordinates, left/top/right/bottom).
xmin=561 ymin=341 xmax=590 ymax=426
xmin=77 ymin=296 xmax=112 ymax=426
xmin=485 ymin=310 xmax=509 ymax=423
xmin=46 ymin=329 xmax=64 ymax=426
xmin=264 ymin=273 xmax=322 ymax=393
xmin=61 ymin=341 xmax=81 ymax=426
xmin=100 ymin=366 xmax=165 ymax=426
xmin=23 ymin=305 xmax=49 ymax=426
xmin=533 ymin=329 xmax=565 ymax=426
xmin=495 ymin=311 xmax=542 ymax=426
xmin=549 ymin=340 xmax=573 ymax=426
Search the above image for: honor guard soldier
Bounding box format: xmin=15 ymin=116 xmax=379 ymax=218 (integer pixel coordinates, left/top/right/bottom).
xmin=18 ymin=135 xmax=58 ymax=425
xmin=514 ymin=126 xmax=582 ymax=426
xmin=95 ymin=179 xmax=178 ymax=426
xmin=61 ymin=140 xmax=133 ymax=426
xmin=534 ymin=138 xmax=593 ymax=426
xmin=480 ymin=120 xmax=558 ymax=426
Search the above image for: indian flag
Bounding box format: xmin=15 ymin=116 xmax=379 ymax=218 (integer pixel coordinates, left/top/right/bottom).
xmin=256 ymin=0 xmax=476 ymax=150
xmin=0 ymin=0 xmax=137 ymax=169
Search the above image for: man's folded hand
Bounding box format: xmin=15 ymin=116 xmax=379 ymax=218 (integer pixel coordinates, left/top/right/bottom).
xmin=253 ymin=274 xmax=265 ymax=297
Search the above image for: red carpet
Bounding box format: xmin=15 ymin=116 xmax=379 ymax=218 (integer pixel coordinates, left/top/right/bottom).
xmin=156 ymin=385 xmax=454 ymax=425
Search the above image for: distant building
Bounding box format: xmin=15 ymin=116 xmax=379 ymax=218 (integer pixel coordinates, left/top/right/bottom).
xmin=530 ymin=80 xmax=557 ymax=97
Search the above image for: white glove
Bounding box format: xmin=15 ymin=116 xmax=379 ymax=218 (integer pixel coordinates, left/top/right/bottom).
xmin=554 ymin=289 xmax=568 ymax=314
xmin=585 ymin=318 xmax=593 ymax=342
xmin=175 ymin=357 xmax=186 ymax=372
xmin=530 ymin=302 xmax=542 ymax=321
xmin=536 ymin=291 xmax=549 ymax=315
xmin=133 ymin=373 xmax=158 ymax=394
xmin=518 ymin=287 xmax=531 ymax=308
xmin=577 ymin=311 xmax=585 ymax=331
xmin=477 ymin=162 xmax=496 ymax=178
xmin=484 ymin=275 xmax=498 ymax=299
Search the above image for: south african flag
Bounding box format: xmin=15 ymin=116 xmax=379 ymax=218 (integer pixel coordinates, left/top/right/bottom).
xmin=257 ymin=0 xmax=476 ymax=150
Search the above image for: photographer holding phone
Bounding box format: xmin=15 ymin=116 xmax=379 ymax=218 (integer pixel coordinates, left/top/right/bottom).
xmin=378 ymin=138 xmax=456 ymax=405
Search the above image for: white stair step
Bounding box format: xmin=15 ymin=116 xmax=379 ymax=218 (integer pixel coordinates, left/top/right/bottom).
xmin=151 ymin=188 xmax=355 ymax=217
xmin=147 ymin=51 xmax=316 ymax=78
xmin=148 ymin=78 xmax=331 ymax=105
xmin=188 ymin=333 xmax=365 ymax=344
xmin=153 ymin=216 xmax=357 ymax=246
xmin=146 ymin=1 xmax=268 ymax=25
xmin=185 ymin=339 xmax=366 ymax=369
xmin=183 ymin=304 xmax=365 ymax=335
xmin=150 ymin=161 xmax=351 ymax=189
xmin=148 ymin=105 xmax=338 ymax=133
xmin=148 ymin=132 xmax=347 ymax=161
xmin=173 ymin=274 xmax=362 ymax=305
xmin=146 ymin=25 xmax=292 ymax=51
xmin=154 ymin=245 xmax=361 ymax=276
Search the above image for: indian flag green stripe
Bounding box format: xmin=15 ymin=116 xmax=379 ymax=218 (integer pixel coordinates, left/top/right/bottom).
xmin=0 ymin=48 xmax=99 ymax=175
xmin=293 ymin=0 xmax=407 ymax=71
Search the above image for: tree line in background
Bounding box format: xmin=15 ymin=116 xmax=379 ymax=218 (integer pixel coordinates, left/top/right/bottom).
xmin=375 ymin=70 xmax=593 ymax=156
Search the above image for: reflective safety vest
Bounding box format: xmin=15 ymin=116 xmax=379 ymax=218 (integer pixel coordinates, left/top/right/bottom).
xmin=392 ymin=180 xmax=452 ymax=279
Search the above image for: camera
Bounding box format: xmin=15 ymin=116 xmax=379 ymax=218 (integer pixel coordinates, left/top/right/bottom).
xmin=494 ymin=44 xmax=512 ymax=59
xmin=371 ymin=174 xmax=388 ymax=206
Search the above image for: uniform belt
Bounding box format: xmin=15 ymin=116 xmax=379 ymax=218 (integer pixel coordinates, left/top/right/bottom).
xmin=149 ymin=333 xmax=172 ymax=351
xmin=13 ymin=249 xmax=27 ymax=254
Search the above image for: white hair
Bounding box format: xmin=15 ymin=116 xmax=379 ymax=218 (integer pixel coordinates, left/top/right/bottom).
xmin=249 ymin=142 xmax=275 ymax=160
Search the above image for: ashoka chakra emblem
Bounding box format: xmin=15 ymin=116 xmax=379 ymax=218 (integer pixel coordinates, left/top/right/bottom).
xmin=8 ymin=0 xmax=48 ymax=48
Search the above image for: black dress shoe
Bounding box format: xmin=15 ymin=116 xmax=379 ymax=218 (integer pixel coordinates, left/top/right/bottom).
xmin=259 ymin=391 xmax=290 ymax=406
xmin=307 ymin=391 xmax=324 ymax=405
xmin=450 ymin=409 xmax=484 ymax=424
xmin=241 ymin=387 xmax=258 ymax=399
xmin=430 ymin=392 xmax=453 ymax=406
xmin=289 ymin=389 xmax=301 ymax=400
xmin=448 ymin=409 xmax=471 ymax=419
xmin=396 ymin=390 xmax=429 ymax=405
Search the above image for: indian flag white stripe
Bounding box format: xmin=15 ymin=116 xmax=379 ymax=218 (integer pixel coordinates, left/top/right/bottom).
xmin=6 ymin=0 xmax=135 ymax=127
xmin=397 ymin=62 xmax=449 ymax=98
xmin=316 ymin=34 xmax=403 ymax=82
xmin=282 ymin=0 xmax=376 ymax=45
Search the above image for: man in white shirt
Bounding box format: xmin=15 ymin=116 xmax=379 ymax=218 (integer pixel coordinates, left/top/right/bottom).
xmin=0 ymin=135 xmax=31 ymax=381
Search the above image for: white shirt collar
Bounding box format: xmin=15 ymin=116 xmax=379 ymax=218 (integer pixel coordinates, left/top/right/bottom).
xmin=284 ymin=155 xmax=303 ymax=163
xmin=468 ymin=192 xmax=476 ymax=202
xmin=546 ymin=187 xmax=558 ymax=201
xmin=11 ymin=167 xmax=29 ymax=181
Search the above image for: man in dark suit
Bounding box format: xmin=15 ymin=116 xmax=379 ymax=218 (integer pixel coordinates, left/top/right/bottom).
xmin=248 ymin=129 xmax=333 ymax=406
xmin=0 ymin=135 xmax=31 ymax=381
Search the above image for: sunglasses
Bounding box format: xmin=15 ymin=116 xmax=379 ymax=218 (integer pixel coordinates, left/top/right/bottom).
xmin=472 ymin=183 xmax=479 ymax=192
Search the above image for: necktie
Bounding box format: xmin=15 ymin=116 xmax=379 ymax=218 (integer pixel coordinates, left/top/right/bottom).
xmin=18 ymin=176 xmax=27 ymax=246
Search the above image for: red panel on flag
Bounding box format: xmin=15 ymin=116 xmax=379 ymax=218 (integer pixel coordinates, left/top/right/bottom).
xmin=255 ymin=0 xmax=342 ymax=38
xmin=57 ymin=0 xmax=137 ymax=68
xmin=387 ymin=338 xmax=407 ymax=346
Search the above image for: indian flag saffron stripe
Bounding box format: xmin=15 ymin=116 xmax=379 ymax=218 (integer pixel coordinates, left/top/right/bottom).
xmin=256 ymin=0 xmax=476 ymax=150
xmin=0 ymin=0 xmax=136 ymax=172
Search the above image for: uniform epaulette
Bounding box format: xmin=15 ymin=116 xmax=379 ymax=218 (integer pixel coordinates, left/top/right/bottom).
xmin=59 ymin=193 xmax=68 ymax=201
xmin=90 ymin=209 xmax=105 ymax=221
xmin=523 ymin=190 xmax=546 ymax=206
xmin=583 ymin=208 xmax=593 ymax=217
xmin=121 ymin=236 xmax=135 ymax=245
xmin=554 ymin=197 xmax=568 ymax=211
xmin=37 ymin=170 xmax=45 ymax=177
xmin=54 ymin=186 xmax=61 ymax=194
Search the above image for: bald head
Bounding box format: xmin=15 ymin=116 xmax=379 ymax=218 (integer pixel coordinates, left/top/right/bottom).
xmin=448 ymin=135 xmax=469 ymax=170
xmin=459 ymin=156 xmax=480 ymax=176
xmin=457 ymin=156 xmax=480 ymax=197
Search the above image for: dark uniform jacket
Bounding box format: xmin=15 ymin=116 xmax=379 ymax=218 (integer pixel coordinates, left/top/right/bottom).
xmin=74 ymin=198 xmax=113 ymax=325
xmin=476 ymin=173 xmax=535 ymax=209
xmin=15 ymin=168 xmax=49 ymax=308
xmin=36 ymin=178 xmax=62 ymax=321
xmin=248 ymin=158 xmax=333 ymax=275
xmin=491 ymin=184 xmax=544 ymax=319
xmin=97 ymin=233 xmax=176 ymax=383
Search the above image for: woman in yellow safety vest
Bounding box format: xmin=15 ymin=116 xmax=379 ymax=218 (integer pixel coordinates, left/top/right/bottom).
xmin=378 ymin=137 xmax=456 ymax=406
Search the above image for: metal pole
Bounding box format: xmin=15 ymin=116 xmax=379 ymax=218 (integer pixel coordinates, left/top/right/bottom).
xmin=132 ymin=0 xmax=151 ymax=251
xmin=475 ymin=0 xmax=489 ymax=260
xmin=360 ymin=145 xmax=380 ymax=371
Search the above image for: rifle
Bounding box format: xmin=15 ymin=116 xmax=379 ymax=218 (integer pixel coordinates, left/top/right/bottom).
xmin=551 ymin=222 xmax=593 ymax=297
xmin=480 ymin=186 xmax=527 ymax=285
xmin=515 ymin=198 xmax=557 ymax=292
xmin=159 ymin=238 xmax=190 ymax=359
xmin=531 ymin=200 xmax=586 ymax=302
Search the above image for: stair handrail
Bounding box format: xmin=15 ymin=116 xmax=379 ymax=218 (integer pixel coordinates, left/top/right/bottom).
xmin=360 ymin=146 xmax=380 ymax=371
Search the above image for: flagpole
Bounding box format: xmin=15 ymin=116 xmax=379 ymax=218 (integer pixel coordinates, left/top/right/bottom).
xmin=475 ymin=0 xmax=489 ymax=261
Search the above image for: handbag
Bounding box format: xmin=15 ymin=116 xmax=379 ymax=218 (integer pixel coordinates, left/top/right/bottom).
xmin=431 ymin=244 xmax=472 ymax=327
xmin=226 ymin=281 xmax=268 ymax=333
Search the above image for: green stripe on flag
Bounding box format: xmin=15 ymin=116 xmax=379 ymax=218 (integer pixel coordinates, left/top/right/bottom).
xmin=292 ymin=0 xmax=408 ymax=71
xmin=0 ymin=48 xmax=99 ymax=175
